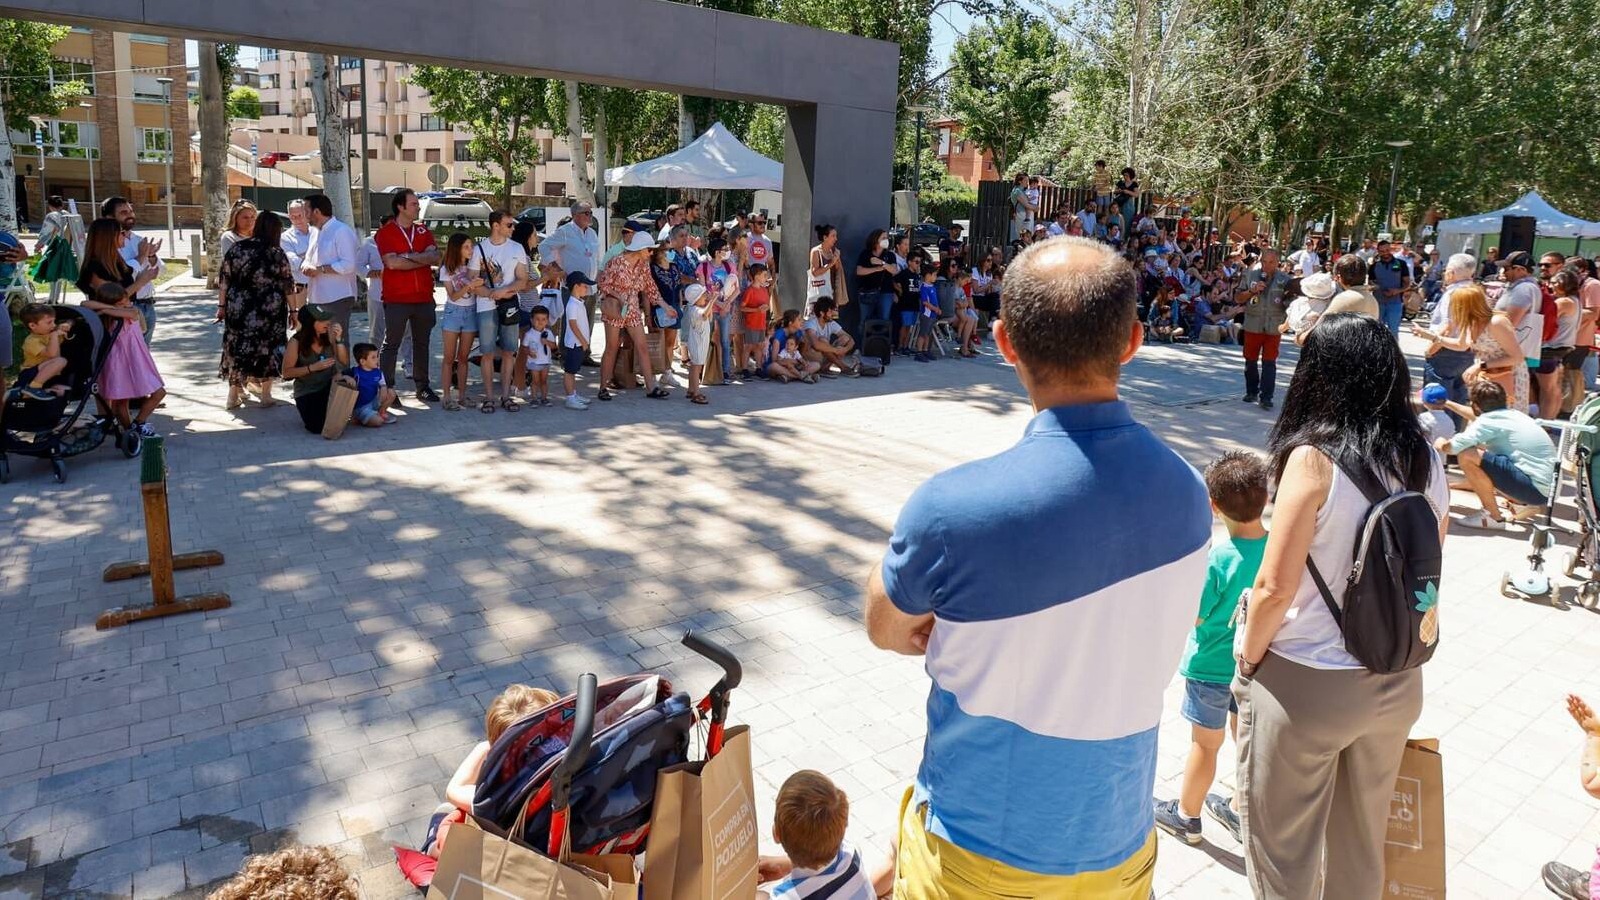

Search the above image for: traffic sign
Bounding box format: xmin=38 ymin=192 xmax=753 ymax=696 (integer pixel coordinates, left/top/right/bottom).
xmin=427 ymin=164 xmax=448 ymax=189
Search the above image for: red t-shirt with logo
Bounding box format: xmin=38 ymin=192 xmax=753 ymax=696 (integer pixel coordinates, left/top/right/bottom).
xmin=374 ymin=221 xmax=438 ymax=304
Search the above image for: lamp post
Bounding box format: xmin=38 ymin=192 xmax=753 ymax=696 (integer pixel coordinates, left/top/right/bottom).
xmin=157 ymin=76 xmax=175 ymax=251
xmin=1382 ymin=140 xmax=1413 ymax=237
xmin=31 ymin=118 xmax=44 ymax=228
xmin=80 ymin=100 xmax=96 ymax=211
xmin=906 ymin=104 xmax=934 ymax=194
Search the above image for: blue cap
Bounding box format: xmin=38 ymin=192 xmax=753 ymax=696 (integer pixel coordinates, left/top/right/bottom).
xmin=1421 ymin=384 xmax=1448 ymax=405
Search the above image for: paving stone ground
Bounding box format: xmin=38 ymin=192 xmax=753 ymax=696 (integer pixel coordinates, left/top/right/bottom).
xmin=3 ymin=276 xmax=1600 ymax=898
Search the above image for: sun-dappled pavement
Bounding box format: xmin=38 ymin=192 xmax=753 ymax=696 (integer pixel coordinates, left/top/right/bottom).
xmin=2 ymin=277 xmax=1599 ymax=898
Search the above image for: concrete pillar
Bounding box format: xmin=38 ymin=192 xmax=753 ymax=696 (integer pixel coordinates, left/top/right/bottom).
xmin=782 ymin=102 xmax=895 ymax=336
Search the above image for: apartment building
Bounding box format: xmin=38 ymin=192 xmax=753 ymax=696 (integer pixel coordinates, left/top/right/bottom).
xmin=932 ymin=118 xmax=1001 ymax=189
xmin=254 ymin=50 xmax=581 ymax=197
xmin=9 ymin=27 xmax=196 ymax=224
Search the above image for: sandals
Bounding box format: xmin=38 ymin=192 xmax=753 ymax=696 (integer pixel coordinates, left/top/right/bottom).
xmin=802 ymin=375 xmax=818 ymax=384
xmin=773 ymin=373 xmax=789 ymax=384
xmin=501 ymin=396 xmax=521 ymax=412
xmin=597 ymin=389 xmax=613 ymax=401
xmin=444 ymin=398 xmax=461 ymax=411
xmin=688 ymin=392 xmax=709 ymax=405
xmin=480 ymin=398 xmax=496 ymax=414
xmin=646 ymin=388 xmax=670 ymax=399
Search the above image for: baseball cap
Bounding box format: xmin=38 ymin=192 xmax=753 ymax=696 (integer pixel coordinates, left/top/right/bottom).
xmin=1421 ymin=384 xmax=1448 ymax=405
xmin=1500 ymin=250 xmax=1533 ymax=271
xmin=569 ymin=200 xmax=593 ymax=214
xmin=304 ymin=303 xmax=333 ymax=321
xmin=621 ymin=219 xmax=646 ymax=233
xmin=625 ymin=231 xmax=655 ymax=252
xmin=565 ymin=271 xmax=596 ymax=289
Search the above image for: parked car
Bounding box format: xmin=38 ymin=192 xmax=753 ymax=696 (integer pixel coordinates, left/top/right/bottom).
xmin=419 ymin=196 xmax=493 ymax=238
xmin=515 ymin=207 xmax=547 ymax=233
xmin=890 ymin=222 xmax=949 ymax=249
xmin=256 ymin=151 xmax=293 ymax=169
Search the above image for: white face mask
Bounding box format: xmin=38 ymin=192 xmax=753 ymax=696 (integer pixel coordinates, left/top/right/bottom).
xmin=879 ymin=239 xmax=890 ymax=250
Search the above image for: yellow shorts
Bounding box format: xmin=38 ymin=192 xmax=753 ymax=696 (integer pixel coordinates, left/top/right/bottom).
xmin=892 ymin=787 xmax=1156 ymax=899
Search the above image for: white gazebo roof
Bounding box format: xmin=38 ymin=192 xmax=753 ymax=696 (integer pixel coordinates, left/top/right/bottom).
xmin=1435 ymin=191 xmax=1600 ymax=239
xmin=605 ymin=122 xmax=782 ymax=192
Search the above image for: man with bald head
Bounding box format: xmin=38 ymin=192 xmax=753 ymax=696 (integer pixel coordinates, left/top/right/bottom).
xmin=866 ymin=237 xmax=1211 ymax=897
xmin=1235 ymin=247 xmax=1292 ymax=409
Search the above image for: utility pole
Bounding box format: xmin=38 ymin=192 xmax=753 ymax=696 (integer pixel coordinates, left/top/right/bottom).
xmin=359 ymin=59 xmax=371 ymax=230
xmin=81 ymin=101 xmax=96 ymax=211
xmin=1382 ymin=140 xmax=1412 ymax=237
xmin=158 ymin=76 xmax=175 ymax=250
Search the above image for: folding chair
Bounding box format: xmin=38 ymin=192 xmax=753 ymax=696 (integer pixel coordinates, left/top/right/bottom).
xmin=932 ymin=317 xmax=957 ymax=357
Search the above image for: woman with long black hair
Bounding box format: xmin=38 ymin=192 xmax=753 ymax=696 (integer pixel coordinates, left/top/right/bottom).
xmin=1229 ymin=313 xmax=1449 ymax=900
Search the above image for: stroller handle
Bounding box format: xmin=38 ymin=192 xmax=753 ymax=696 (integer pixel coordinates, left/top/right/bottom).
xmin=683 ymin=631 xmax=742 ymax=693
xmin=551 ymin=673 xmax=598 ymax=813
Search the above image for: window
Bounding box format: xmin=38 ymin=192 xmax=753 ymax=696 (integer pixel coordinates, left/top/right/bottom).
xmin=129 ymin=33 xmax=169 ymax=44
xmin=543 ymin=182 xmax=566 ymax=197
xmin=402 ymin=149 xmax=416 ymax=161
xmin=418 ymin=114 xmax=447 ymax=131
xmin=132 ymin=74 xmax=170 ymax=103
xmin=261 ymin=73 xmax=279 ymax=90
xmin=937 ymin=128 xmax=950 ymax=156
xmin=425 ymin=148 xmax=441 ymax=163
xmin=307 ymin=126 xmax=317 ymax=137
xmin=136 ymin=127 xmax=171 ymax=163
xmin=35 ymin=120 xmax=100 ymax=159
xmin=367 ymin=149 xmax=377 ymax=159
xmin=49 ymin=59 xmax=95 ymax=95
xmin=260 ymin=48 xmax=280 ymax=61
xmin=453 ymin=140 xmax=471 ymax=162
xmin=261 ymin=102 xmax=280 ymax=116
xmin=339 ymin=56 xmax=362 ymax=71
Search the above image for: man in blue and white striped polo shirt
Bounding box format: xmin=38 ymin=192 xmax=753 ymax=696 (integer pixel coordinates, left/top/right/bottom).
xmin=866 ymin=235 xmax=1211 ymax=897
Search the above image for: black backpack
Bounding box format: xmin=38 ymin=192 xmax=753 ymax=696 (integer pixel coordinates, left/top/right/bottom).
xmin=1308 ymin=462 xmax=1442 ymax=673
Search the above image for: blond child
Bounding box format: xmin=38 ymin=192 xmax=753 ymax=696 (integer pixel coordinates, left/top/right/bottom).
xmin=206 ymin=845 xmax=358 ymax=900
xmin=424 ymin=684 xmax=559 ymax=857
xmin=15 ymin=304 xmax=71 ymax=396
xmin=757 ymin=771 xmax=878 ymax=900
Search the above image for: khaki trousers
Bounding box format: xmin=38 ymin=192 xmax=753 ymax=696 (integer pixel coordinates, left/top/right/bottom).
xmin=1234 ymin=652 xmax=1422 ymax=899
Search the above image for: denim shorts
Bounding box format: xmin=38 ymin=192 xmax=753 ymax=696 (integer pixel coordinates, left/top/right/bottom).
xmin=476 ymin=309 xmax=519 ymax=353
xmin=354 ymin=401 xmax=383 ymax=426
xmin=1181 ymin=678 xmax=1236 ymax=730
xmin=1481 ymin=452 xmax=1549 ymax=505
xmin=440 ymin=302 xmax=476 ymax=333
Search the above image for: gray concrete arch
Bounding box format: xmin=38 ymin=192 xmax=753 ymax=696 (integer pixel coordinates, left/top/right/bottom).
xmin=2 ymin=0 xmax=899 ymax=307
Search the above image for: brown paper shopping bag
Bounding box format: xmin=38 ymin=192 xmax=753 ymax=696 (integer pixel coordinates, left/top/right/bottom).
xmin=321 ymin=375 xmax=358 ymax=440
xmin=642 ymin=725 xmax=758 ymax=900
xmin=427 ymin=812 xmax=635 ymax=900
xmin=1383 ymin=738 xmax=1446 ymax=899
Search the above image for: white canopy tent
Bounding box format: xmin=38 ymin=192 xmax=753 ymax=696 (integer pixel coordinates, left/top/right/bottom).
xmin=1434 ymin=191 xmax=1600 ymax=258
xmin=605 ymin=122 xmax=782 ymax=191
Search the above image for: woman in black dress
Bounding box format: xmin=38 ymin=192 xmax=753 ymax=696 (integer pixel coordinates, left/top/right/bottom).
xmin=216 ymin=209 xmax=292 ymax=409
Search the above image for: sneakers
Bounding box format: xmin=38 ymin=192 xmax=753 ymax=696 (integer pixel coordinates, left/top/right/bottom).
xmin=1204 ymin=793 xmax=1241 ymax=843
xmin=1152 ymin=799 xmax=1201 ymax=845
xmin=564 ymin=395 xmax=589 ymax=410
xmin=914 ymin=352 xmax=933 ymax=362
xmin=1242 ymin=394 xmax=1258 ymax=403
xmin=1457 ymin=511 xmax=1507 ymax=530
xmin=1259 ymin=398 xmax=1274 ymax=410
xmin=846 ymin=363 xmax=861 ymax=378
xmin=1542 ymin=861 xmax=1592 ymax=900
xmin=416 ymin=386 xmax=441 ymax=403
xmin=658 ymin=372 xmax=682 ymax=388
xmin=539 ymin=396 xmax=552 ymax=407
xmin=134 ymin=422 xmax=158 ymax=438
xmin=522 ymin=388 xmax=536 ymax=403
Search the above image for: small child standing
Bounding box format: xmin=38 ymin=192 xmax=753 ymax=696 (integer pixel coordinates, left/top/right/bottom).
xmin=913 ymin=266 xmax=940 ymax=362
xmin=15 ymin=304 xmax=72 ymax=396
xmin=681 ymin=283 xmax=714 ymax=404
xmin=757 ymin=770 xmax=879 ymax=900
xmin=1153 ymin=449 xmax=1270 ymax=845
xmin=561 ymin=271 xmax=595 ymax=410
xmin=521 ymin=307 xmax=558 ymax=406
xmin=425 ymin=683 xmax=561 ymax=857
xmin=1092 ymin=159 xmax=1113 ymax=214
xmin=741 ymin=264 xmax=774 ymax=377
xmin=349 ymin=343 xmax=396 ymax=427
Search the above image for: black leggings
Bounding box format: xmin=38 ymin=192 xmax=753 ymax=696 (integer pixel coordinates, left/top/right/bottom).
xmin=974 ymin=292 xmax=1001 ymax=316
xmin=294 ymin=386 xmax=330 ymax=433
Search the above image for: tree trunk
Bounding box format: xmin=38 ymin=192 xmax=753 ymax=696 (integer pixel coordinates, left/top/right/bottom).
xmin=1126 ymin=0 xmax=1147 ymax=166
xmin=593 ymin=99 xmax=609 ymax=211
xmin=199 ymin=41 xmax=230 ymax=284
xmin=0 ymin=52 xmax=17 ymax=233
xmin=309 ymin=54 xmax=354 ymax=225
xmin=564 ymin=81 xmax=594 ymax=206
xmin=677 ymin=96 xmax=696 ymax=149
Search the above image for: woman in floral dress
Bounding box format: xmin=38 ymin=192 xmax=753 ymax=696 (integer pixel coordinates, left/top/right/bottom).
xmin=216 ymin=209 xmax=292 ymax=409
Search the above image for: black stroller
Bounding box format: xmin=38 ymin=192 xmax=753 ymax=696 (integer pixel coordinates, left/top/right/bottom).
xmin=1 ymin=305 xmax=141 ymax=484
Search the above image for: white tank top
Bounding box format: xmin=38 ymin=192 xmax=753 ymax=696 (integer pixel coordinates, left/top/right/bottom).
xmin=1269 ymin=450 xmax=1449 ymax=670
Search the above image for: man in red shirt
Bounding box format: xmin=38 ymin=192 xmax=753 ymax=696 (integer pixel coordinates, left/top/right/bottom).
xmin=376 ymin=189 xmax=442 ymax=403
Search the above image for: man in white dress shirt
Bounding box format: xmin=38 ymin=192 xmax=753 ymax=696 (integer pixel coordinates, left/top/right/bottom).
xmin=301 ymin=193 xmax=359 ymax=335
xmin=541 ymin=200 xmax=602 ymax=365
xmin=102 ymin=196 xmax=162 ymax=339
xmin=280 ymin=199 xmax=316 ymax=318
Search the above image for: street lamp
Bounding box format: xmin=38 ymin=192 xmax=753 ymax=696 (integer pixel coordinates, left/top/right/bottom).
xmin=30 ymin=116 xmax=44 ymax=228
xmin=1382 ymin=140 xmax=1413 ymax=237
xmin=80 ymin=100 xmax=96 ymax=211
xmin=905 ymin=104 xmax=935 ymax=194
xmin=231 ymin=126 xmax=261 ymax=197
xmin=157 ymin=76 xmax=175 ymax=251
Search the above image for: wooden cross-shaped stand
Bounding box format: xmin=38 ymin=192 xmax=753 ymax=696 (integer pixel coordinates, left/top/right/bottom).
xmin=97 ymin=436 xmax=230 ymax=630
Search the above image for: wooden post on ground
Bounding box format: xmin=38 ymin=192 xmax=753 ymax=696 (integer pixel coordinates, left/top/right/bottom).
xmin=97 ymin=436 xmax=230 ymax=630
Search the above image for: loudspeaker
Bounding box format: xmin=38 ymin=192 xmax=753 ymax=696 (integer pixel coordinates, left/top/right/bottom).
xmin=892 ymin=190 xmax=919 ymax=226
xmin=1497 ymin=215 xmax=1535 ymax=256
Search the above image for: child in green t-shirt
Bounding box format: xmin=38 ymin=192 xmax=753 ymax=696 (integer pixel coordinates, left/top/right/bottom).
xmin=1154 ymin=450 xmax=1270 ymax=846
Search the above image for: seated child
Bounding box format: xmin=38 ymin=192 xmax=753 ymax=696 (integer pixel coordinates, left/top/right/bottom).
xmin=771 ymin=335 xmax=819 ymax=384
xmin=521 ymin=307 xmax=558 ymax=406
xmin=1416 ymin=383 xmax=1458 ymax=443
xmin=424 ymin=684 xmax=560 ymax=857
xmin=757 ymin=771 xmax=879 ymax=900
xmin=207 ymin=845 xmax=358 ymax=900
xmin=1153 ymin=450 xmax=1269 ymax=845
xmin=15 ymin=303 xmax=71 ymax=396
xmin=952 ymin=269 xmax=979 ymax=356
xmin=349 ymin=343 xmax=396 ymax=427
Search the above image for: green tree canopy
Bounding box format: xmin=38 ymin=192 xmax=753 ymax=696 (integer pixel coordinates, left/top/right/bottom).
xmin=227 ymin=86 xmax=261 ymax=120
xmin=0 ymin=21 xmax=84 ymax=131
xmin=947 ymin=12 xmax=1065 ymax=178
xmin=407 ymin=67 xmax=554 ymax=209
